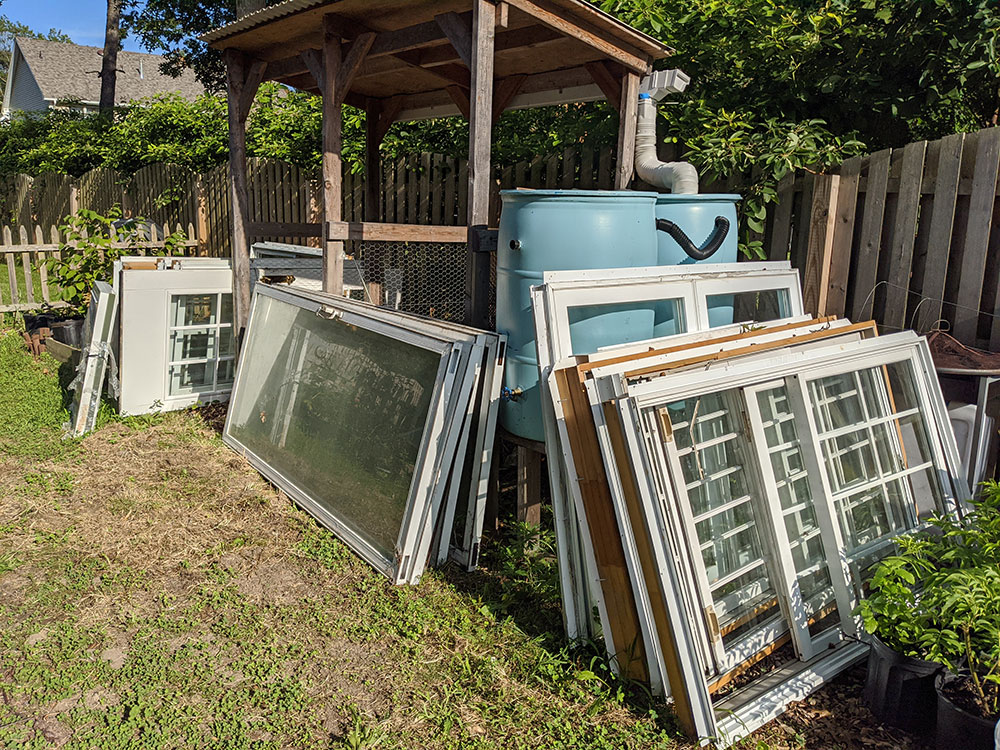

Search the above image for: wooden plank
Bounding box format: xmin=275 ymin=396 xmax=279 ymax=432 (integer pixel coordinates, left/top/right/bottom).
xmin=545 ymin=154 xmax=559 ymax=189
xmin=435 ymin=11 xmax=473 ymax=68
xmin=597 ymin=147 xmax=613 ymax=190
xmin=36 ymin=225 xmax=51 ymax=303
xmin=492 ymin=75 xmax=526 ymax=123
xmin=801 ymin=174 xmax=841 ymax=316
xmin=850 ymin=148 xmax=892 ymax=321
xmin=768 ymin=174 xmax=795 ymax=261
xmin=6 ymin=248 xmax=18 ymax=308
xmin=580 ymin=146 xmax=594 ymax=189
xmin=17 ymin=226 xmax=34 ymax=304
xmin=419 ymin=152 xmax=432 ymax=223
xmin=224 ymin=50 xmax=258 ymax=337
xmin=790 ymin=173 xmax=815 ymax=275
xmin=552 ymin=367 xmax=649 ymax=687
xmin=826 ymin=157 xmax=861 ymax=316
xmin=322 ymin=15 xmax=345 ymax=296
xmin=503 ymin=0 xmax=651 ymax=73
xmin=431 ymin=154 xmax=444 ymax=225
xmin=615 ymin=72 xmax=639 ymax=190
xmin=248 ymin=222 xmax=323 ymax=237
xmin=445 ymin=157 xmax=458 ymax=225
xmin=458 ymin=159 xmax=469 ymax=224
xmin=328 ymin=222 xmax=467 ymax=243
xmin=955 ymin=127 xmax=1000 ymax=342
xmin=561 ymin=146 xmax=577 ymax=189
xmin=466 ymin=0 xmax=495 ymax=327
xmin=584 ymin=61 xmax=622 ymax=111
xmin=446 ymin=85 xmax=472 ymax=120
xmin=883 ymin=140 xmax=928 ymax=330
xmin=516 ymin=446 xmax=542 ymax=526
xmin=335 ymin=32 xmax=376 ymax=101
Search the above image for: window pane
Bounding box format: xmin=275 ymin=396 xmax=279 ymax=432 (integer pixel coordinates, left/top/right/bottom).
xmin=663 ymin=391 xmax=780 ymax=639
xmin=717 ymin=289 xmax=789 ymax=325
xmin=756 ymin=384 xmax=837 ymax=635
xmin=566 ymin=299 xmax=685 ymax=354
xmin=169 ymin=362 xmax=214 ymax=395
xmin=216 ymin=359 xmax=235 ymax=387
xmin=220 ymin=294 xmax=234 ymax=325
xmin=226 ymin=294 xmax=444 ymax=562
xmin=173 ymin=294 xmax=217 ymax=327
xmin=170 ymin=328 xmax=216 ymax=362
xmin=809 ymin=361 xmax=945 ymax=557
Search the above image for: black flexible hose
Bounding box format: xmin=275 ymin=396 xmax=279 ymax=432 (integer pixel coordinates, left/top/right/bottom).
xmin=656 ymin=216 xmax=731 ymax=261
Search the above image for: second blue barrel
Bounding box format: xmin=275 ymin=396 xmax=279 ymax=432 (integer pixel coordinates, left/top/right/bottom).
xmin=496 ymin=190 xmax=659 ymax=442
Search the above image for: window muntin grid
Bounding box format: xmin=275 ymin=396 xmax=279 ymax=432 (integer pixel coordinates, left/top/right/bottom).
xmin=808 ymin=361 xmax=943 ymax=557
xmin=168 ymin=293 xmax=236 ymax=397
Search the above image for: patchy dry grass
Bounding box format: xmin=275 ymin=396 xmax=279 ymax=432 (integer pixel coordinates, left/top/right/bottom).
xmin=0 ymin=329 xmax=929 ymax=749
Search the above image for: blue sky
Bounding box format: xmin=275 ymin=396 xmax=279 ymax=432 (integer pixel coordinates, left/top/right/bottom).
xmin=3 ymin=0 xmax=148 ymax=51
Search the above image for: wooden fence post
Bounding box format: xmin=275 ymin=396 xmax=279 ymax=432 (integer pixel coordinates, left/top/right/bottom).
xmin=802 ymin=174 xmax=841 ymax=316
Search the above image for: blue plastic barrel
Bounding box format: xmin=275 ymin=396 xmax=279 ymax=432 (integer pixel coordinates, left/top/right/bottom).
xmin=497 ymin=190 xmax=659 ymax=442
xmin=655 ymin=194 xmax=741 ymax=335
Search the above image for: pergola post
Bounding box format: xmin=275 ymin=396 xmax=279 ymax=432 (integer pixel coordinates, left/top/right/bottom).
xmin=225 ymin=49 xmax=266 ymax=339
xmin=322 ymin=16 xmax=345 ymax=295
xmin=465 ymin=0 xmax=496 ymax=328
xmin=615 ymin=70 xmax=639 ymax=190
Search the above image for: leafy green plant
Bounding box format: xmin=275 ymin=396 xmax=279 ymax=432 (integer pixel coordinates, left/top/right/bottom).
xmin=858 ymin=484 xmax=1000 ymax=717
xmin=44 ymin=206 xmax=188 ymax=315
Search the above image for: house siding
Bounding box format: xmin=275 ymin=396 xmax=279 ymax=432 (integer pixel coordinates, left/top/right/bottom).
xmin=7 ymin=51 xmax=48 ymax=114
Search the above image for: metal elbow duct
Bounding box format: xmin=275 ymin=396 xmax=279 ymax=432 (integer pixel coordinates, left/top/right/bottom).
xmin=634 ymin=94 xmax=698 ymax=194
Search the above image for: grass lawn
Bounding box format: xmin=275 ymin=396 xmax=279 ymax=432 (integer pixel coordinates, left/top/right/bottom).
xmin=0 ymin=327 xmax=928 ymax=749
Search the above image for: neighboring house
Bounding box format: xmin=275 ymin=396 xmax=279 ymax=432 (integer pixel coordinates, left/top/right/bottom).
xmin=2 ymin=37 xmax=205 ymax=116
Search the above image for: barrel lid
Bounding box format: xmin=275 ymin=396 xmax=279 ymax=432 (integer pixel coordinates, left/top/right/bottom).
xmin=501 ymin=189 xmax=660 ymax=201
xmin=656 ymin=193 xmax=742 ymax=203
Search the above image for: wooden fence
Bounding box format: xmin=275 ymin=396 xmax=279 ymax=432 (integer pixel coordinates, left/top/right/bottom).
xmin=0 ymin=223 xmax=199 ymax=314
xmin=0 ymin=146 xmax=627 ymax=257
xmin=767 ymin=125 xmax=1000 ymax=351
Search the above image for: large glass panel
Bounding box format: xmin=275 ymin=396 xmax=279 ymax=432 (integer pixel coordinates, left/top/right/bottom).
xmin=170 ymin=328 xmax=216 ymax=361
xmin=169 ymin=362 xmax=214 ymax=395
xmin=566 ymin=299 xmax=685 ymax=354
xmin=226 ymin=294 xmax=445 ymax=562
xmin=756 ymin=385 xmax=838 ymax=638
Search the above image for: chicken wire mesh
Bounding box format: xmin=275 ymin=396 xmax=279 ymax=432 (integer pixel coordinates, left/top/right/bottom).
xmin=348 ymin=240 xmax=495 ymax=329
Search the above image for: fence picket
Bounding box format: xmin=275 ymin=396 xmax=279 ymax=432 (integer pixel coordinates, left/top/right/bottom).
xmin=850 ymin=148 xmax=892 ymax=321
xmin=954 ymin=128 xmax=1000 ymax=342
xmin=883 ymin=141 xmax=928 ymax=330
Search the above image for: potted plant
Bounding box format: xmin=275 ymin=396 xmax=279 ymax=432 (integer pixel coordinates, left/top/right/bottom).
xmin=39 ymin=207 xmax=187 ymax=353
xmin=858 ymin=538 xmax=942 ymax=733
xmin=859 ymin=484 xmax=1000 ymax=742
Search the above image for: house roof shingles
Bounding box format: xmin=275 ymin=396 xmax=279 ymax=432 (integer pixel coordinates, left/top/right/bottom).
xmin=14 ymin=37 xmax=206 ymax=106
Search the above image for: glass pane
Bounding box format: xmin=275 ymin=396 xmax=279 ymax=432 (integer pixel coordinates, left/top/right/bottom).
xmin=169 ymin=362 xmax=214 ymax=396
xmin=216 ymin=359 xmax=235 ymax=387
xmin=219 ymin=326 xmax=235 ymax=357
xmin=566 ymin=299 xmax=685 ymax=355
xmin=810 ymin=361 xmax=945 ymax=556
xmin=170 ymin=328 xmax=216 ymax=362
xmin=719 ymin=289 xmax=789 ymax=324
xmin=172 ymin=294 xmax=217 ymax=327
xmin=226 ymin=294 xmax=445 ymax=563
xmin=220 ymin=294 xmax=234 ymax=325
xmin=756 ymin=384 xmax=838 ymax=636
xmin=663 ymin=390 xmax=780 ymax=639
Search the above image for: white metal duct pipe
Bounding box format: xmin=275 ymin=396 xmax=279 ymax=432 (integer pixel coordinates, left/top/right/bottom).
xmin=634 ymin=94 xmax=698 ymax=194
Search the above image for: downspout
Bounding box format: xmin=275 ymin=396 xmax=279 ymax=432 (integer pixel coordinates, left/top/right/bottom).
xmin=634 ymin=93 xmax=698 ymax=194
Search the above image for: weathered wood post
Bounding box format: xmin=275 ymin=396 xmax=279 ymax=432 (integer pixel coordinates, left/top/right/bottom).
xmin=465 ymin=0 xmax=496 ymax=329
xmin=322 ymin=16 xmax=344 ymax=296
xmin=225 ymin=49 xmax=266 ymax=340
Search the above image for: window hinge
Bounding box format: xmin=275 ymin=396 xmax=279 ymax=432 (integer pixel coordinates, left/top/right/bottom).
xmin=705 ymin=605 xmax=722 ymax=643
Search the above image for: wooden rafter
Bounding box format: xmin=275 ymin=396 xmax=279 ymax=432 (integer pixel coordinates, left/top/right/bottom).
xmin=504 ymin=0 xmax=651 ymax=73
xmin=435 ymin=11 xmax=473 ymax=69
xmin=299 ymin=49 xmax=324 ymax=88
xmin=585 ymin=60 xmax=622 ymax=111
xmin=446 ymin=85 xmax=471 ymax=119
xmin=336 ymin=32 xmax=376 ymax=102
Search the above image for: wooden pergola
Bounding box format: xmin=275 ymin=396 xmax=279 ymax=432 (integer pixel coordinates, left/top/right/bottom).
xmin=204 ymin=0 xmax=671 ymax=333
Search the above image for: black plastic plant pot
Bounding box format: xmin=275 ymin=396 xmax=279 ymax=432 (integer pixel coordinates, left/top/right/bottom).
xmin=934 ymin=673 xmax=999 ymax=750
xmin=862 ymin=634 xmax=941 ymax=734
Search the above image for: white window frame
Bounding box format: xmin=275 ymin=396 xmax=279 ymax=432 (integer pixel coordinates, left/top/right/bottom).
xmin=69 ymin=281 xmax=118 ymax=437
xmin=587 ymin=331 xmax=966 ymax=746
xmin=166 ymin=291 xmax=236 ymax=398
xmin=118 ymin=262 xmax=234 ymax=415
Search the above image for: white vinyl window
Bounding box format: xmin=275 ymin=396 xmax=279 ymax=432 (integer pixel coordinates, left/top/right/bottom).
xmin=167 ymin=292 xmax=236 ymax=396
